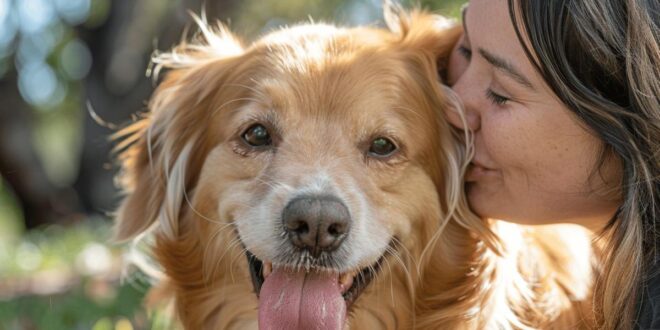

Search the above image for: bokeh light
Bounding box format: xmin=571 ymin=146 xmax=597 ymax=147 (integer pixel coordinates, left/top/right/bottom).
xmin=60 ymin=38 xmax=92 ymax=80
xmin=54 ymin=0 xmax=91 ymax=25
xmin=18 ymin=0 xmax=57 ymax=35
xmin=3 ymin=0 xmax=91 ymax=107
xmin=17 ymin=60 xmax=62 ymax=106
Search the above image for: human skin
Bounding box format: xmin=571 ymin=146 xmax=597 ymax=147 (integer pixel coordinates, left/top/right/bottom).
xmin=444 ymin=0 xmax=622 ymax=230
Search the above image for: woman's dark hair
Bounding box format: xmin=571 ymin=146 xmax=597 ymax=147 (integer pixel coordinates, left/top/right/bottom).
xmin=507 ymin=0 xmax=659 ymax=328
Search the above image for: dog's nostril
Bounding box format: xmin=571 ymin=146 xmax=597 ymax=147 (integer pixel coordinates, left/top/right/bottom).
xmin=287 ymin=219 xmax=309 ymax=234
xmin=282 ymin=195 xmax=351 ymax=257
xmin=327 ymin=223 xmax=345 ymax=236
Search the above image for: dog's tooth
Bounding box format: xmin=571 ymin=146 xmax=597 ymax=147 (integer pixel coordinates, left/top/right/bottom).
xmin=263 ymin=262 xmax=272 ymax=278
xmin=339 ymin=273 xmax=354 ymax=293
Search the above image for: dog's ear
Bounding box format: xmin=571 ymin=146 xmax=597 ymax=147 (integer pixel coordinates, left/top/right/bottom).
xmin=384 ymin=2 xmax=465 ymax=127
xmin=383 ymin=1 xmax=461 ymax=77
xmin=113 ymin=23 xmax=245 ymax=242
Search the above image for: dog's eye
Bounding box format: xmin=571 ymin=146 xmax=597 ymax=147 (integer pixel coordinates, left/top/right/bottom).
xmin=242 ymin=124 xmax=272 ymax=147
xmin=368 ymin=137 xmax=396 ymax=157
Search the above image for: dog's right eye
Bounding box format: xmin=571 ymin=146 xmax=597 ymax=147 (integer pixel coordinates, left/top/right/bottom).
xmin=242 ymin=124 xmax=272 ymax=147
xmin=368 ymin=137 xmax=397 ymax=157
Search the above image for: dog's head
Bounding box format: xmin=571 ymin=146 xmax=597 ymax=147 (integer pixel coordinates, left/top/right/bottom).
xmin=115 ymin=7 xmax=465 ymax=329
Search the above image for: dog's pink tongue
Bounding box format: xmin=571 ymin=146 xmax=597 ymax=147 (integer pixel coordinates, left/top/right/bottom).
xmin=258 ymin=267 xmax=346 ymax=330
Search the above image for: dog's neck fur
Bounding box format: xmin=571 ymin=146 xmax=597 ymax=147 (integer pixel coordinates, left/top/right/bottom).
xmin=416 ymin=220 xmax=596 ymax=330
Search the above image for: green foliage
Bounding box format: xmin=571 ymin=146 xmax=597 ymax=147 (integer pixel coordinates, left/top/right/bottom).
xmin=414 ymin=0 xmax=466 ymax=18
xmin=0 ymin=221 xmax=164 ymax=330
xmin=0 ymin=280 xmax=148 ymax=330
xmin=230 ymin=0 xmax=465 ymax=39
xmin=1 ymin=220 xmax=106 ymax=277
xmin=0 ymin=180 xmax=24 ymax=244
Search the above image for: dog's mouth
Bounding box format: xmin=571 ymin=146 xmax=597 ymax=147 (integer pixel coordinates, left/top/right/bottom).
xmin=246 ymin=248 xmax=387 ymax=329
xmin=247 ymin=251 xmax=385 ymax=305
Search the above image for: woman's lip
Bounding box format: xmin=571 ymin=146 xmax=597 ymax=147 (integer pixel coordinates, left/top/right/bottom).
xmin=465 ymin=162 xmax=497 ymax=182
xmin=471 ymin=160 xmax=495 ymax=170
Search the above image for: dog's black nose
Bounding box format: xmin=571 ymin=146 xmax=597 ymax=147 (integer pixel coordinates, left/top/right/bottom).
xmin=282 ymin=195 xmax=350 ymax=258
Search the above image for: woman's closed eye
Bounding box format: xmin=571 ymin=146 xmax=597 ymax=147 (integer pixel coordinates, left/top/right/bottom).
xmin=486 ymin=89 xmax=510 ymax=106
xmin=457 ymin=45 xmax=472 ymax=60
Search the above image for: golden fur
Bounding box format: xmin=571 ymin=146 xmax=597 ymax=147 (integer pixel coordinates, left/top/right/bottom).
xmin=114 ymin=7 xmax=597 ymax=330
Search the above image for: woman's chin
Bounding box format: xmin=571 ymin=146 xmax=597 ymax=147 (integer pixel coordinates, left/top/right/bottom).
xmin=466 ymin=182 xmax=516 ymax=223
xmin=465 ymin=181 xmax=493 ymax=218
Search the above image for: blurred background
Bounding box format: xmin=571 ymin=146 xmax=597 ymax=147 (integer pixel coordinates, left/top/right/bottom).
xmin=0 ymin=0 xmax=464 ymax=328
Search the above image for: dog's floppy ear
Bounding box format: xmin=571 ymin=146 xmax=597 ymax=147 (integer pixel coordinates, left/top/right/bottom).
xmin=113 ymin=22 xmax=245 ymax=242
xmin=384 ymin=2 xmax=465 ymax=133
xmin=383 ymin=1 xmax=461 ymax=77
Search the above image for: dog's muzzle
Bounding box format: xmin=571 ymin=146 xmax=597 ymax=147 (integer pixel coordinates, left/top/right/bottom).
xmin=245 ymin=193 xmax=388 ymax=330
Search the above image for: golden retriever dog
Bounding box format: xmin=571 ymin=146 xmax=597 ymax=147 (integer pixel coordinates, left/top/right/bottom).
xmin=113 ymin=4 xmax=596 ymax=329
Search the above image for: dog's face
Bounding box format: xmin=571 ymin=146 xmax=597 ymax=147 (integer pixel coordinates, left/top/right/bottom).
xmin=115 ymin=11 xmax=463 ymax=329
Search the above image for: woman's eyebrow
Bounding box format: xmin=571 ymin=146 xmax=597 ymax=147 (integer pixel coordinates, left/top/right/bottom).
xmin=478 ymin=48 xmax=535 ymax=90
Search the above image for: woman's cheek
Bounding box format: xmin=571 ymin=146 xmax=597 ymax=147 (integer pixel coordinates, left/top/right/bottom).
xmin=482 ymin=111 xmax=527 ymax=167
xmin=484 ymin=111 xmax=552 ymax=192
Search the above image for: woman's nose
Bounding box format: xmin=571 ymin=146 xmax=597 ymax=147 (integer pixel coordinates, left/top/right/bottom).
xmin=445 ymin=79 xmax=480 ymax=132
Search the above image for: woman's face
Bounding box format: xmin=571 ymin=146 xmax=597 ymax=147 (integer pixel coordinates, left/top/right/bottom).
xmin=446 ymin=0 xmax=621 ymax=228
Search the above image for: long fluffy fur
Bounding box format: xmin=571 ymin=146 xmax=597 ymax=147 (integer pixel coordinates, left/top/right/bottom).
xmin=114 ymin=7 xmax=596 ymax=330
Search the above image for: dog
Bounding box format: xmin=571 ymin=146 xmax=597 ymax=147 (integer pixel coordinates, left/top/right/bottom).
xmin=113 ymin=5 xmax=596 ymax=329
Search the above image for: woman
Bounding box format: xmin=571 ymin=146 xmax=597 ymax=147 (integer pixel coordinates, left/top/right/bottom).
xmin=443 ymin=0 xmax=659 ymax=328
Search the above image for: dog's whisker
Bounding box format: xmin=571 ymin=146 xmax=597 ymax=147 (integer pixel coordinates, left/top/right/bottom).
xmin=379 ymin=254 xmax=396 ymax=308
xmin=386 ymin=241 xmax=416 ymax=310
xmin=255 ymin=177 xmax=290 ymax=193
xmin=391 ymin=105 xmax=424 ymax=121
xmin=183 ymin=188 xmax=223 ymax=225
xmin=228 ymin=244 xmax=254 ymax=283
xmin=224 ymin=82 xmax=264 ymax=96
xmin=202 ymin=222 xmax=237 ymax=271
xmin=228 ymin=245 xmax=251 ymax=284
xmin=202 ymin=227 xmax=230 ymax=275
xmin=205 ymin=239 xmax=236 ymax=283
xmin=395 ymin=245 xmax=415 ymax=294
xmin=207 ymin=236 xmax=243 ymax=282
xmin=254 ymin=176 xmax=295 ymax=194
xmin=211 ymin=97 xmax=262 ymax=117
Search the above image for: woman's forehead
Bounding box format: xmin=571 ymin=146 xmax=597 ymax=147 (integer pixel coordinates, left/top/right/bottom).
xmin=463 ymin=0 xmax=546 ymax=92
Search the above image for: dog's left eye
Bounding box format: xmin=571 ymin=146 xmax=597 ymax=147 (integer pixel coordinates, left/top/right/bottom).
xmin=368 ymin=137 xmax=397 ymax=157
xmin=242 ymin=124 xmax=272 ymax=147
